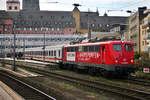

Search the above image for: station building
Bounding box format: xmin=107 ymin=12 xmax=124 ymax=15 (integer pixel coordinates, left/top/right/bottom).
xmin=141 ymin=9 xmax=150 ymax=56
xmin=0 ymin=0 xmax=128 ymax=56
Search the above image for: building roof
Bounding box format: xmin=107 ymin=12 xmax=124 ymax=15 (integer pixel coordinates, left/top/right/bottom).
xmin=73 ymin=7 xmax=80 ymax=12
xmin=6 ymin=0 xmax=20 ymax=4
xmin=7 ymin=10 xmax=76 ymax=27
xmin=1 ymin=5 xmax=128 ymax=32
xmin=22 ymin=0 xmax=40 ymax=11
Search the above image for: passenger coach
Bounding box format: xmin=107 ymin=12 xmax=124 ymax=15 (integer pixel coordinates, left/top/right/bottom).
xmin=25 ymin=45 xmax=64 ymax=63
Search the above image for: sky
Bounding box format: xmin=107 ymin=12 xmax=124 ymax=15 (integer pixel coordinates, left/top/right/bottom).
xmin=0 ymin=0 xmax=150 ymax=16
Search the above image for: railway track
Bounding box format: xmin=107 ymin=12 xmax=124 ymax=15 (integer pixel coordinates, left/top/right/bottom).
xmin=5 ymin=60 xmax=150 ymax=87
xmin=2 ymin=60 xmax=150 ymax=100
xmin=125 ymin=78 xmax=150 ymax=87
xmin=17 ymin=65 xmax=150 ymax=100
xmin=0 ymin=70 xmax=56 ymax=100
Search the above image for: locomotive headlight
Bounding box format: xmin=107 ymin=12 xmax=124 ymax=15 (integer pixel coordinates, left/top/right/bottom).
xmin=131 ymin=57 xmax=134 ymax=63
xmin=115 ymin=57 xmax=118 ymax=63
xmin=115 ymin=60 xmax=118 ymax=63
xmin=131 ymin=59 xmax=134 ymax=63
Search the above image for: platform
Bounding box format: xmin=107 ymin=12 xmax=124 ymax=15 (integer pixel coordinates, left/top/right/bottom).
xmin=0 ymin=64 xmax=42 ymax=77
xmin=0 ymin=81 xmax=24 ymax=100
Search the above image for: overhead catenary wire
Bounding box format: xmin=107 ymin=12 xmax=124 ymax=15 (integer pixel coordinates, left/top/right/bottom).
xmin=119 ymin=0 xmax=148 ymax=9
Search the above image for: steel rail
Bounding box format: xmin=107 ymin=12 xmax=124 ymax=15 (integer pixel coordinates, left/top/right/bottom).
xmin=2 ymin=60 xmax=150 ymax=100
xmin=0 ymin=71 xmax=56 ymax=100
xmin=21 ymin=66 xmax=150 ymax=100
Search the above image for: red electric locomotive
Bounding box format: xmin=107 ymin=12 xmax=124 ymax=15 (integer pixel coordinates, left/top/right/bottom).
xmin=62 ymin=40 xmax=135 ymax=76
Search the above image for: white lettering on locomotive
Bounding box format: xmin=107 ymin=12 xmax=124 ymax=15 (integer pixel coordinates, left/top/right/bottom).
xmin=67 ymin=52 xmax=76 ymax=61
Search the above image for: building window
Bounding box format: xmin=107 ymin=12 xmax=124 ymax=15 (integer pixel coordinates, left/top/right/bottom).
xmin=61 ymin=16 xmax=64 ymax=19
xmin=99 ymin=24 xmax=102 ymax=27
xmin=35 ymin=28 xmax=37 ymax=31
xmin=51 ymin=16 xmax=55 ymax=19
xmin=40 ymin=16 xmax=43 ymax=19
xmin=15 ymin=6 xmax=17 ymax=10
xmin=37 ymin=28 xmax=41 ymax=31
xmin=9 ymin=6 xmax=12 ymax=10
xmin=130 ymin=25 xmax=137 ymax=32
xmin=57 ymin=28 xmax=60 ymax=31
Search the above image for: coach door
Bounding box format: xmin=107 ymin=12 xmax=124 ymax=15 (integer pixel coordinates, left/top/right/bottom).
xmin=101 ymin=45 xmax=105 ymax=64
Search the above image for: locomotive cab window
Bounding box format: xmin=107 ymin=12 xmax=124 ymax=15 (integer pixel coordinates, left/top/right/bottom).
xmin=83 ymin=45 xmax=100 ymax=52
xmin=67 ymin=46 xmax=79 ymax=52
xmin=113 ymin=44 xmax=122 ymax=51
xmin=125 ymin=44 xmax=132 ymax=51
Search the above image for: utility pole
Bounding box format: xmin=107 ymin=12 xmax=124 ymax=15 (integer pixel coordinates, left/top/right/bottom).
xmin=88 ymin=9 xmax=91 ymax=39
xmin=23 ymin=38 xmax=25 ymax=59
xmin=43 ymin=29 xmax=45 ymax=61
xmin=42 ymin=27 xmax=46 ymax=61
xmin=13 ymin=24 xmax=16 ymax=71
xmin=2 ymin=24 xmax=5 ymax=67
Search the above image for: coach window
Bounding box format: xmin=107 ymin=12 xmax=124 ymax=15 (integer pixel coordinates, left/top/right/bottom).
xmin=52 ymin=51 xmax=53 ymax=56
xmin=40 ymin=51 xmax=42 ymax=55
xmin=50 ymin=51 xmax=51 ymax=56
xmin=47 ymin=51 xmax=48 ymax=56
xmin=49 ymin=51 xmax=51 ymax=56
xmin=59 ymin=50 xmax=61 ymax=57
xmin=54 ymin=51 xmax=56 ymax=56
xmin=39 ymin=51 xmax=40 ymax=55
xmin=45 ymin=51 xmax=48 ymax=56
xmin=67 ymin=47 xmax=70 ymax=52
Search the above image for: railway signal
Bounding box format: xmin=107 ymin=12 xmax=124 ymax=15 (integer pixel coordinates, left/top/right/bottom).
xmin=143 ymin=68 xmax=149 ymax=73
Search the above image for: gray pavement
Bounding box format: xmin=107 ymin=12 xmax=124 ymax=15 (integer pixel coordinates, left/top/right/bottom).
xmin=0 ymin=87 xmax=13 ymax=100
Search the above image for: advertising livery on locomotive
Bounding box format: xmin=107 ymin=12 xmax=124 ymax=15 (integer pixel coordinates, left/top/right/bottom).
xmin=24 ymin=40 xmax=136 ymax=76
